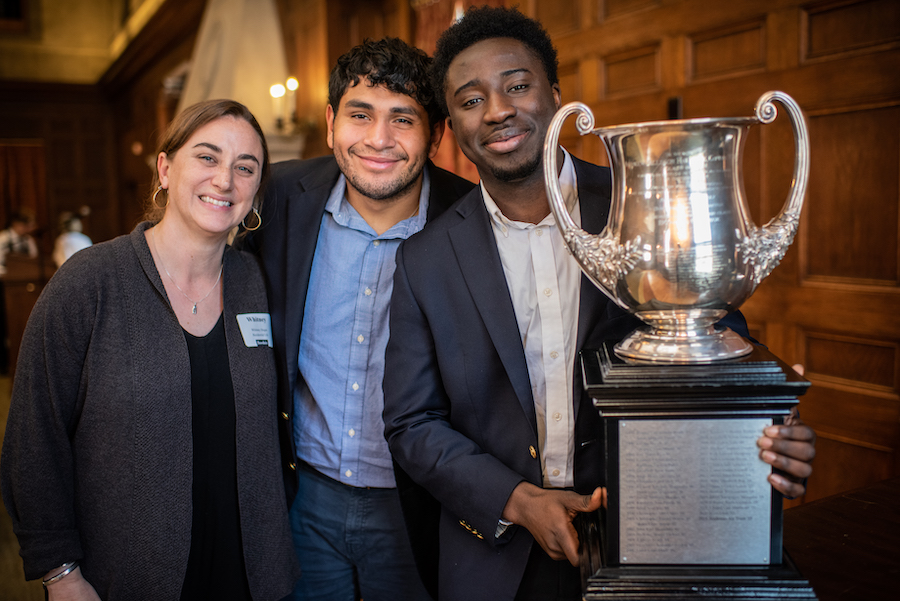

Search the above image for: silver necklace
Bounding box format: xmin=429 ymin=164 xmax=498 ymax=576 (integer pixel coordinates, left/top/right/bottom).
xmin=150 ymin=228 xmax=223 ymax=314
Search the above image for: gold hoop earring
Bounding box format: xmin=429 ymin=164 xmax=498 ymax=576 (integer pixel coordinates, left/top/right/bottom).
xmin=242 ymin=206 xmax=262 ymax=231
xmin=153 ymin=186 xmax=168 ymax=209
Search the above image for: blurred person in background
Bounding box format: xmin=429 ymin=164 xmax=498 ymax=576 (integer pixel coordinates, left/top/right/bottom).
xmin=52 ymin=211 xmax=93 ymax=268
xmin=0 ymin=211 xmax=39 ymax=276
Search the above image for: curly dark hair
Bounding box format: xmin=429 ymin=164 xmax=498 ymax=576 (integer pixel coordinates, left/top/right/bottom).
xmin=328 ymin=37 xmax=442 ymax=128
xmin=431 ymin=5 xmax=559 ymax=117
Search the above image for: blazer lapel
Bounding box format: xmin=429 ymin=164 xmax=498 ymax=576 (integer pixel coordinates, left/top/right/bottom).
xmin=448 ymin=190 xmax=537 ymax=432
xmin=282 ymin=163 xmax=340 ymax=384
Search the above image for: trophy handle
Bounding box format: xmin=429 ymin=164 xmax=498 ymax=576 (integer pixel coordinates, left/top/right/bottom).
xmin=739 ymin=91 xmax=810 ymax=285
xmin=544 ymin=102 xmax=640 ymax=301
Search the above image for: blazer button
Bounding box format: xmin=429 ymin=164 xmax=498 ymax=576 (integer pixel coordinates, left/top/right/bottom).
xmin=529 ymin=445 xmax=537 ymax=459
xmin=281 ymin=412 xmax=290 ymax=420
xmin=289 ymin=462 xmax=296 ymax=471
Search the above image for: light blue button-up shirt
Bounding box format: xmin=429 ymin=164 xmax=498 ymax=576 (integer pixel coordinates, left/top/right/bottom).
xmin=294 ymin=171 xmax=430 ymax=488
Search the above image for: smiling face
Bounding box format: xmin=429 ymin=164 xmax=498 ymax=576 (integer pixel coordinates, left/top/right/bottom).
xmin=327 ymin=78 xmax=441 ymax=205
xmin=157 ymin=115 xmax=263 ymax=238
xmin=445 ymin=37 xmax=560 ymax=186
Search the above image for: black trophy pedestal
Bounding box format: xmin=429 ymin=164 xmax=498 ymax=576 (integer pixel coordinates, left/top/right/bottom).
xmin=579 ymin=342 xmax=817 ymax=600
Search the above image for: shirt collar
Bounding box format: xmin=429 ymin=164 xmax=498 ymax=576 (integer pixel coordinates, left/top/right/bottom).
xmin=481 ymin=148 xmax=578 ymax=237
xmin=325 ymin=168 xmax=431 ymax=237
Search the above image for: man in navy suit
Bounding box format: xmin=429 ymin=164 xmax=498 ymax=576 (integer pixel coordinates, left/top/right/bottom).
xmin=382 ymin=7 xmax=816 ymax=601
xmin=244 ymin=38 xmax=474 ymax=601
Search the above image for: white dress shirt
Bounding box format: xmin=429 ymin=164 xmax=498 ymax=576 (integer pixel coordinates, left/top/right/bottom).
xmin=482 ymin=149 xmax=581 ymax=489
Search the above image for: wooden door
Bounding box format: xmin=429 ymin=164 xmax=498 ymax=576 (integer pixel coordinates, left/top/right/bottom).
xmin=0 ymin=141 xmax=50 ymax=377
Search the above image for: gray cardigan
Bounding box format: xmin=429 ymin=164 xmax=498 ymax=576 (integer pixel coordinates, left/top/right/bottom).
xmin=1 ymin=222 xmax=299 ymax=600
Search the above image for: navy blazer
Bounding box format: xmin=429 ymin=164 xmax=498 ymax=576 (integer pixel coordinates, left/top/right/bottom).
xmin=383 ymin=157 xmax=751 ymax=601
xmin=242 ymin=155 xmax=475 ymax=503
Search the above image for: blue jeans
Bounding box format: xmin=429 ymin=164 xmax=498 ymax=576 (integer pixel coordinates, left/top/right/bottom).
xmin=287 ymin=462 xmax=432 ymax=601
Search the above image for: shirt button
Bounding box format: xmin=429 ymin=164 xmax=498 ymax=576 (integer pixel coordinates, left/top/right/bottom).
xmin=373 ymin=240 xmax=381 ymax=247
xmin=553 ymin=412 xmax=561 ymax=421
xmin=550 ymin=351 xmax=559 ymax=359
xmin=529 ymin=445 xmax=537 ymax=459
xmin=536 ymin=229 xmax=543 ymax=237
xmin=348 ymin=429 xmax=355 ymax=437
xmin=345 ymin=470 xmax=352 ymax=478
xmin=552 ymin=468 xmax=560 ymax=477
xmin=544 ymin=288 xmax=552 ymax=297
xmin=365 ymin=288 xmax=372 ymax=296
xmin=352 ymin=382 xmax=359 ymax=391
xmin=357 ymin=334 xmax=364 ymax=343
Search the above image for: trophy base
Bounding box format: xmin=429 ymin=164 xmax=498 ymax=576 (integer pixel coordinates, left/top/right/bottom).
xmin=583 ymin=561 xmax=818 ymax=600
xmin=578 ymin=345 xmax=816 ymax=600
xmin=615 ymin=311 xmax=752 ymax=364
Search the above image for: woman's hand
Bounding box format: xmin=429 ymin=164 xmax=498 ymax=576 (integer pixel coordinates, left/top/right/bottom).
xmin=45 ymin=567 xmax=101 ymax=601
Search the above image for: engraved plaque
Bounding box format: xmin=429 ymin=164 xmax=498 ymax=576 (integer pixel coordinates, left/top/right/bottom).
xmin=618 ymin=418 xmax=772 ymax=565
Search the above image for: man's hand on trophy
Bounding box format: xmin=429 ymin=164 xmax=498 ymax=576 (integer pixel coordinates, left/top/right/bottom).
xmin=502 ymin=482 xmax=605 ymax=566
xmin=757 ymin=406 xmax=816 ymax=499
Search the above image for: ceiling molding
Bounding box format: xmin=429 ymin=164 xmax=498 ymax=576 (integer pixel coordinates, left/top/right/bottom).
xmin=99 ymin=0 xmax=207 ymax=96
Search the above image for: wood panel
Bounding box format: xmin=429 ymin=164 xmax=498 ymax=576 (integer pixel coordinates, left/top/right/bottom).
xmin=804 ymin=0 xmax=900 ymax=60
xmin=603 ymin=0 xmax=661 ymax=21
xmin=805 ymin=335 xmax=897 ymax=390
xmin=536 ymin=0 xmax=579 ymax=37
xmin=689 ymin=20 xmax=766 ymax=81
xmin=265 ymin=0 xmax=900 ymax=505
xmin=803 ymin=436 xmax=894 ymax=500
xmin=604 ymin=45 xmax=659 ymax=96
xmin=1 ymin=256 xmax=52 ymax=378
xmin=534 ymin=0 xmax=900 ymax=504
xmin=0 ymin=83 xmax=117 ymax=247
xmin=805 ymin=106 xmax=899 ymax=283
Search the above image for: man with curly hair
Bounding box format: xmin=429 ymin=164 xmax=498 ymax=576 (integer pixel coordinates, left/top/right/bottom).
xmin=383 ymin=7 xmax=816 ymax=601
xmin=244 ymin=37 xmax=474 ymax=600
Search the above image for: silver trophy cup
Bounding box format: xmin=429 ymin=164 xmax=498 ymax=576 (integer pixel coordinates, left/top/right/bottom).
xmin=545 ymin=91 xmax=809 ymax=363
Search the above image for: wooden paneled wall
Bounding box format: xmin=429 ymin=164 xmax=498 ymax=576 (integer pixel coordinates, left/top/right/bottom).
xmin=0 ymin=83 xmax=118 ymax=250
xmin=521 ymin=0 xmax=900 ymax=504
xmin=1 ymin=0 xmax=892 ymax=505
xmin=276 ymin=0 xmax=899 ymax=503
xmin=0 ymin=83 xmax=117 ymax=375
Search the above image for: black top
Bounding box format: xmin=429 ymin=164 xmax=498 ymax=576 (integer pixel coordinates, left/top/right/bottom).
xmin=180 ymin=314 xmax=252 ymax=601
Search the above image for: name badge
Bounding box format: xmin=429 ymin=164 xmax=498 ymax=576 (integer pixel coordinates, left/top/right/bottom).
xmin=236 ymin=313 xmax=273 ymax=347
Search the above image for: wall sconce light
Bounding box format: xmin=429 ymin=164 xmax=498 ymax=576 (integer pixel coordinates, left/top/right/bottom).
xmin=270 ymin=83 xmax=287 ymax=132
xmin=270 ymin=78 xmax=301 ymax=134
xmin=268 ymin=77 xmax=308 ymax=161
